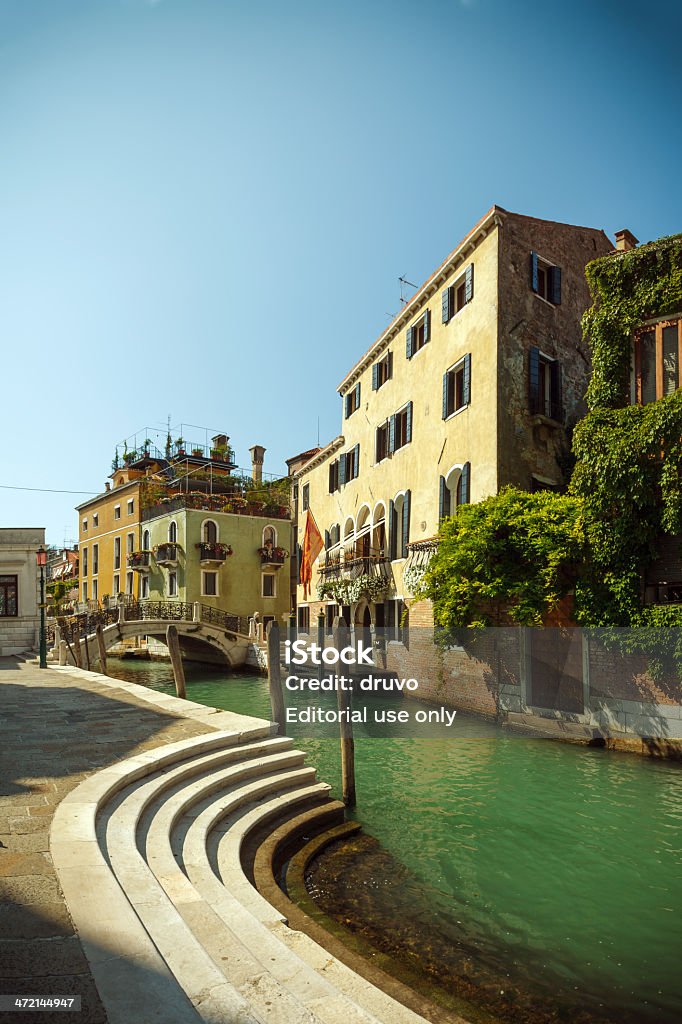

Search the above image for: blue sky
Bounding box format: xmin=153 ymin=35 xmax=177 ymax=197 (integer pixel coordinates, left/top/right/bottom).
xmin=1 ymin=0 xmax=680 ymax=545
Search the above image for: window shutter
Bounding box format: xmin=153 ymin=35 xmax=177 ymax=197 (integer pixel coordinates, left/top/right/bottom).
xmin=338 ymin=452 xmax=346 ymax=486
xmin=529 ymin=346 xmax=540 ymax=413
xmin=355 ymin=382 xmax=361 ymax=408
xmin=530 ymin=251 xmax=539 ymax=293
xmin=424 ymin=309 xmax=431 ymax=343
xmin=389 ymin=414 xmax=396 ymax=454
xmin=441 ymin=287 xmax=452 ymax=324
xmin=465 ymin=263 xmax=474 ymax=303
xmin=387 ymin=351 xmax=393 ymax=379
xmin=549 ymin=265 xmax=562 ymax=305
xmin=406 ymin=326 xmax=414 ymax=359
xmin=344 ymin=394 xmax=350 ymax=419
xmin=439 ymin=476 xmax=446 ymax=522
xmin=463 ymin=353 xmax=471 ymax=405
xmin=324 ymin=529 xmax=330 ymax=550
xmin=354 ymin=443 xmax=360 ymax=478
xmin=328 ymin=461 xmax=334 ymax=493
xmin=389 ymin=500 xmax=397 ymax=561
xmin=372 ymin=363 xmax=378 ymax=390
xmin=550 ymin=360 xmax=563 ymax=421
xmin=460 ymin=463 xmax=470 ymax=505
xmin=442 ymin=371 xmax=449 ymax=419
xmin=402 ymin=490 xmax=411 ymax=558
xmin=406 ymin=401 xmax=413 ymax=443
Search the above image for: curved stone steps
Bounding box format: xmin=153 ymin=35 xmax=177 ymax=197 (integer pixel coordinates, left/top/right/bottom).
xmin=52 ymin=724 xmax=433 ymax=1024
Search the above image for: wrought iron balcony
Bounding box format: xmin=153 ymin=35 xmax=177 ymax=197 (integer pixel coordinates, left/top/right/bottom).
xmin=319 ymin=546 xmax=389 ymax=580
xmin=259 ymin=546 xmax=288 ymax=568
xmin=156 ymin=542 xmax=179 ymax=567
xmin=197 ymin=542 xmax=232 ymax=565
xmin=127 ymin=551 xmax=151 ymax=571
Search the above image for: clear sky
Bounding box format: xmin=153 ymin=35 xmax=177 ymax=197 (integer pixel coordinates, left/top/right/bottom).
xmin=1 ymin=0 xmax=680 ymax=545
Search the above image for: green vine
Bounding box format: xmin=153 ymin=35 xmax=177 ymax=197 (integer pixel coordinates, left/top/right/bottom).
xmin=317 ymin=574 xmax=390 ymax=604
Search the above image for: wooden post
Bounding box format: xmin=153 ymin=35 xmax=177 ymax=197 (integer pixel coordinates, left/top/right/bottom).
xmin=166 ymin=625 xmax=186 ymax=699
xmin=267 ymin=620 xmax=286 ymax=736
xmin=95 ymin=624 xmax=108 ymax=676
xmin=73 ymin=633 xmax=82 ymax=669
xmin=333 ymin=615 xmax=356 ymax=808
xmin=317 ymin=610 xmax=325 ymax=681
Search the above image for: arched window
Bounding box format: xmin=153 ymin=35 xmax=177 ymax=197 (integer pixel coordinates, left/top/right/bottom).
xmin=142 ymin=528 xmax=150 ymax=551
xmin=372 ymin=502 xmax=386 ymax=554
xmin=389 ymin=491 xmax=410 ymax=561
xmin=202 ymin=519 xmax=218 ymax=544
xmin=343 ymin=517 xmax=354 ymax=541
xmin=439 ymin=464 xmax=470 ymax=522
xmin=168 ymin=521 xmax=177 ymax=544
xmin=262 ymin=525 xmax=277 ymax=547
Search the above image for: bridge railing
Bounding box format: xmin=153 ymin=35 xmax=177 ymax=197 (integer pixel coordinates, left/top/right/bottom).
xmin=124 ymin=601 xmax=194 ymax=623
xmin=198 ymin=603 xmax=248 ymax=636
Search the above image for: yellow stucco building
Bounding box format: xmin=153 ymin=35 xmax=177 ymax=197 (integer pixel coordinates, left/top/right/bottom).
xmin=294 ymin=206 xmax=613 ymax=633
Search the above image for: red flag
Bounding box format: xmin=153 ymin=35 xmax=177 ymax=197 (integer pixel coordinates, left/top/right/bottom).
xmin=301 ymin=509 xmax=324 ymax=600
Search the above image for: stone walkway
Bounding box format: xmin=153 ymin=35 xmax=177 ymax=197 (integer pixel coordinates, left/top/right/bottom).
xmin=0 ymin=657 xmax=212 ymax=1024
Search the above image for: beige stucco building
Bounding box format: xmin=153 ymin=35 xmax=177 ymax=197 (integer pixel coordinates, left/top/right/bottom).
xmin=294 ymin=206 xmax=612 ymax=632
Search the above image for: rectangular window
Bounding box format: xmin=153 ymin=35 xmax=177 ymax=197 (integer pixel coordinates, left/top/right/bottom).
xmin=443 ymin=355 xmax=471 ymax=418
xmin=0 ymin=575 xmax=18 ymax=616
xmin=442 ymin=264 xmax=474 ymax=323
xmin=328 ymin=460 xmax=339 ymax=494
xmin=92 ymin=544 xmax=99 ymax=575
xmin=406 ymin=309 xmax=430 ymax=359
xmin=127 ymin=499 xmax=134 ymax=515
xmin=372 ymin=351 xmax=392 ymax=390
xmin=203 ymin=571 xmax=217 ymax=596
xmin=530 ymin=251 xmax=562 ymax=304
xmin=325 ymin=603 xmax=339 ymax=631
xmin=529 ymin=348 xmax=563 ymax=421
xmin=113 ymin=574 xmax=120 ymax=595
xmin=82 ymin=547 xmax=88 ymax=577
xmin=633 ymin=320 xmax=681 ymax=404
xmin=344 ymin=382 xmax=361 ymax=418
xmin=262 ymin=573 xmax=276 ymax=598
xmin=127 ymin=533 xmax=134 ymax=554
xmin=375 ymin=421 xmax=389 ymax=463
xmin=93 ymin=579 xmax=98 ymax=601
xmin=344 ymin=444 xmax=360 ymax=481
xmin=302 ymin=483 xmax=310 ymax=510
xmin=141 ymin=575 xmax=149 ymax=599
xmin=168 ymin=572 xmax=177 ymax=597
xmin=298 ymin=605 xmax=310 ymax=632
xmin=114 ymin=505 xmax=121 ymax=520
xmin=82 ymin=519 xmax=88 ymax=532
xmin=113 ymin=538 xmax=121 ymax=570
xmin=82 ymin=582 xmax=88 ymax=602
xmin=390 ymin=403 xmax=413 ymax=453
xmin=126 ymin=572 xmax=134 ymax=595
xmin=92 ymin=513 xmax=98 ymax=527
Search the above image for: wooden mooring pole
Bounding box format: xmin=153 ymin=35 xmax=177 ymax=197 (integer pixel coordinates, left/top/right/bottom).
xmin=95 ymin=624 xmax=108 ymax=676
xmin=333 ymin=615 xmax=356 ymax=808
xmin=267 ymin=620 xmax=286 ymax=736
xmin=166 ymin=625 xmax=186 ymax=699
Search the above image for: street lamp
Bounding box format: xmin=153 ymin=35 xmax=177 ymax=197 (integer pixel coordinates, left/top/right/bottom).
xmin=36 ymin=545 xmax=47 ymax=669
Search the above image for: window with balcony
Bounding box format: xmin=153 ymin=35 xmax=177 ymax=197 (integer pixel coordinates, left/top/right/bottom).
xmin=345 ymin=382 xmax=361 ymax=419
xmin=442 ymin=264 xmax=474 ymax=323
xmin=529 ymin=348 xmax=563 ymax=422
xmin=530 ymin=252 xmax=562 ymax=304
xmin=406 ymin=309 xmax=431 ymax=359
xmin=443 ymin=356 xmax=471 ymax=418
xmin=372 ymin=351 xmax=392 ymax=390
xmin=632 ymin=319 xmax=681 ymax=404
xmin=389 ymin=491 xmax=410 ymax=560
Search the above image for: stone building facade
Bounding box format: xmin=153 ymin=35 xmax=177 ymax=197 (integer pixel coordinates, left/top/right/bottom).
xmin=0 ymin=527 xmax=45 ymax=656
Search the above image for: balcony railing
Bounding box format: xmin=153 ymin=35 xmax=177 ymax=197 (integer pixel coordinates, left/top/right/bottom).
xmin=259 ymin=547 xmax=288 ymax=567
xmin=319 ymin=545 xmax=390 ymax=580
xmin=142 ymin=492 xmax=290 ymax=523
xmin=127 ymin=551 xmax=151 ymax=570
xmin=156 ymin=542 xmax=180 ymax=566
xmin=197 ymin=542 xmax=231 ymax=564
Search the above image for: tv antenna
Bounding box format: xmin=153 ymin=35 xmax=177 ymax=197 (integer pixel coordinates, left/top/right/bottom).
xmin=399 ymin=275 xmax=417 ymax=306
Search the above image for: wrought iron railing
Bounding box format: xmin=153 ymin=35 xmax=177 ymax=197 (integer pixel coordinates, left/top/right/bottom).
xmin=199 ymin=603 xmax=247 ymax=635
xmin=198 ymin=542 xmax=231 ymax=562
xmin=127 ymin=551 xmax=151 ymax=568
xmin=46 ymin=599 xmax=249 ymax=646
xmin=156 ymin=542 xmax=179 ymax=563
xmin=319 ymin=546 xmax=389 ymax=580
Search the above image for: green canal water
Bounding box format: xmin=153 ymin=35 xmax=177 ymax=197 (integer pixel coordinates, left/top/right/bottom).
xmin=108 ymin=657 xmax=682 ymax=1024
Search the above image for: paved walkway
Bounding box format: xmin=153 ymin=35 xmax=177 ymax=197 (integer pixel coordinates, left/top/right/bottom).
xmin=0 ymin=657 xmax=215 ymax=1024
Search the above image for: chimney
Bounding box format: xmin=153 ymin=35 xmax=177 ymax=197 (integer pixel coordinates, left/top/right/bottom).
xmin=615 ymin=229 xmax=639 ymax=252
xmin=105 ymin=482 xmax=111 ymax=492
xmin=211 ymin=433 xmax=229 ymax=449
xmin=249 ymin=445 xmax=266 ymax=484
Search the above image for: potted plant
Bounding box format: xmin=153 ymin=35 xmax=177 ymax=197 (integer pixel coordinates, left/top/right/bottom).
xmin=192 ymin=447 xmax=203 ymax=457
xmin=175 ymin=437 xmax=186 ymax=456
xmin=143 ymin=438 xmax=153 ymax=456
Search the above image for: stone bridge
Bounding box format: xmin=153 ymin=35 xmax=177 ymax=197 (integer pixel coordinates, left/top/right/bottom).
xmin=49 ymin=601 xmax=256 ymax=669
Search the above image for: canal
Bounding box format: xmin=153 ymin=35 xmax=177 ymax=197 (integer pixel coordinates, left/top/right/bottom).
xmin=108 ymin=657 xmax=682 ymax=1024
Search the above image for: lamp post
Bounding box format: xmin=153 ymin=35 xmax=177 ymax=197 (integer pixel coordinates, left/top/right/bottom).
xmin=36 ymin=545 xmax=47 ymax=669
